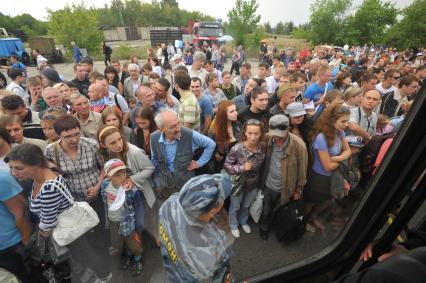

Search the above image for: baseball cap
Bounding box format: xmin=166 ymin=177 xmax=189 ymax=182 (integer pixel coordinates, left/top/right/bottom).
xmin=104 ymin=159 xmax=127 ymax=177
xmin=346 ymin=135 xmax=364 ymax=148
xmin=267 ymin=114 xmax=289 ymax=137
xmin=179 ymin=174 xmax=231 ymax=217
xmin=171 ymin=54 xmax=182 ymax=61
xmin=286 ymin=102 xmax=306 ymax=117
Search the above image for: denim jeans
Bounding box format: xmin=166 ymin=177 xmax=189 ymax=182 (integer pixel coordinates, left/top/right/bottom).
xmin=134 ymin=190 xmax=145 ymax=233
xmin=229 ymin=189 xmax=258 ymax=229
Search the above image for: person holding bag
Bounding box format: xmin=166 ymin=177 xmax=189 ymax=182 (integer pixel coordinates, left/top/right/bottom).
xmin=224 ymin=119 xmax=266 ymax=238
xmin=303 ymin=104 xmax=352 ymax=233
xmin=258 ymin=114 xmax=309 ymax=240
xmin=8 ymin=144 xmax=112 ymax=283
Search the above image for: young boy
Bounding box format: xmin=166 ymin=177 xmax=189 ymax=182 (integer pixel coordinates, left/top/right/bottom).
xmin=101 ymin=159 xmax=143 ymax=277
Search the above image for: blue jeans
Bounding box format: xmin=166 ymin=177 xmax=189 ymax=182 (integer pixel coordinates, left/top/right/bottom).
xmin=229 ymin=189 xmax=258 ymax=229
xmin=134 ymin=190 xmax=145 ymax=233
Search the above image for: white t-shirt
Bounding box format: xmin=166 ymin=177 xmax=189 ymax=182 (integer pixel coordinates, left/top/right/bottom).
xmin=105 ymin=183 xmax=124 ymax=222
xmin=376 ymin=83 xmax=396 ymax=96
xmin=6 ymin=82 xmax=29 ymax=106
xmin=265 ymin=76 xmax=279 ymax=94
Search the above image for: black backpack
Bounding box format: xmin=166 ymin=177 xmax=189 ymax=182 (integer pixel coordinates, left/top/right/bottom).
xmin=272 ymin=199 xmax=306 ymax=242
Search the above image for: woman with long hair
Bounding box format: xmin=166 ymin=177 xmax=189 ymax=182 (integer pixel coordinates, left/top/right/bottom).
xmin=148 ymin=57 xmax=164 ymax=77
xmin=8 ymin=143 xmax=111 ymax=282
xmin=134 ymin=106 xmax=157 ymax=157
xmin=101 ymin=106 xmax=135 ymax=144
xmin=208 ymin=100 xmax=242 ymax=172
xmin=286 ymin=102 xmax=313 ymax=149
xmin=304 ymin=104 xmax=351 ymax=232
xmin=104 ymin=65 xmax=123 ymax=95
xmin=334 ymin=72 xmax=352 ymax=93
xmin=97 ymin=125 xmax=157 ymax=243
xmin=224 ymin=119 xmax=266 ymax=238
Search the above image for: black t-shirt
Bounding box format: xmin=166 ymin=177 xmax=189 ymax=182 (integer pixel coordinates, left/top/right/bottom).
xmin=238 ymin=107 xmax=271 ymax=129
xmin=71 ymin=77 xmax=91 ymax=98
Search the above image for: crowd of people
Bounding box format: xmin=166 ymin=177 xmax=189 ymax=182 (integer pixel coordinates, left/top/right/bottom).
xmin=0 ymin=40 xmax=424 ymax=283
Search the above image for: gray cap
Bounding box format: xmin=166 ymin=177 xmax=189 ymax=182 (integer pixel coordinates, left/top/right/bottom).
xmin=179 ymin=174 xmax=231 ymax=217
xmin=286 ymin=102 xmax=306 ymax=118
xmin=267 ymin=114 xmax=289 ymax=137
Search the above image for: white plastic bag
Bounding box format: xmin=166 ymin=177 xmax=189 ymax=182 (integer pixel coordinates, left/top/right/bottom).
xmin=249 ymin=190 xmax=264 ymax=223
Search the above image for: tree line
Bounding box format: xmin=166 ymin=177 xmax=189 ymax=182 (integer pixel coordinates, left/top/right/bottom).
xmin=293 ymin=0 xmax=426 ymax=49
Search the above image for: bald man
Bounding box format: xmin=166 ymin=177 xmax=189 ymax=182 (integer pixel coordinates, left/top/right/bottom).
xmin=88 ymin=83 xmax=110 ymax=113
xmin=150 ymin=109 xmax=216 ymax=193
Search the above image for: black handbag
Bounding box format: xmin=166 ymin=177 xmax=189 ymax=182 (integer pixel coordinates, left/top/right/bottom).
xmin=272 ymin=199 xmax=306 ymax=243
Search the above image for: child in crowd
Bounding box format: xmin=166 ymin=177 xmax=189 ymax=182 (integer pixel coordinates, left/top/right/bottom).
xmin=101 ymin=159 xmax=143 ymax=277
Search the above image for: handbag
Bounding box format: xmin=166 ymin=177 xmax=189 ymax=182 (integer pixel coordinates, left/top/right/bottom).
xmin=48 ymin=179 xmax=99 ymax=246
xmin=223 ymin=147 xmax=248 ymax=196
xmin=272 ymin=199 xmax=306 ymax=243
xmin=249 ymin=190 xmax=264 ymax=223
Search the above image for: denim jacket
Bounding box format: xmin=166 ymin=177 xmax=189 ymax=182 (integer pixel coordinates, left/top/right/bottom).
xmin=101 ymin=180 xmax=136 ymax=237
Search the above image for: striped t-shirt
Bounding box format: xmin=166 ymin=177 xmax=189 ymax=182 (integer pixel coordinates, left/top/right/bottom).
xmin=30 ymin=175 xmax=71 ymax=232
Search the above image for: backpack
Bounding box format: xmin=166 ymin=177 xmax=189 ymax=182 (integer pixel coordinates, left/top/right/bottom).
xmin=359 ymin=131 xmax=396 ymax=175
xmin=272 ymin=199 xmax=306 ymax=243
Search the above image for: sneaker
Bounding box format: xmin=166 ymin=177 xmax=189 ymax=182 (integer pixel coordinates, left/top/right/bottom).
xmin=131 ymin=259 xmax=143 ymax=277
xmin=80 ymin=268 xmax=96 ymax=283
xmin=231 ymin=228 xmax=240 ymax=238
xmin=241 ymin=224 xmax=251 ymax=234
xmin=305 ymin=223 xmax=316 ymax=233
xmin=93 ymin=272 xmax=112 ymax=283
xmin=120 ymin=256 xmax=132 ymax=270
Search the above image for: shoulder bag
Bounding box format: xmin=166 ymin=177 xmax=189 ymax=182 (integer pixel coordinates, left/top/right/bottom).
xmin=222 ymin=147 xmax=248 ymax=196
xmin=48 ymin=179 xmax=99 ymax=246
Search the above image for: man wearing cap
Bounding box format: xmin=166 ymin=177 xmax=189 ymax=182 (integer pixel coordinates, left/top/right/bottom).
xmin=258 ymin=114 xmax=308 ymax=240
xmin=6 ymin=69 xmax=28 ymax=104
xmin=171 ymin=54 xmax=185 ymax=71
xmin=159 ymin=174 xmax=234 ymax=282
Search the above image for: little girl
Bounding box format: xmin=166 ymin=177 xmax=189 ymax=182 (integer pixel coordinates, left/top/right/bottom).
xmin=101 ymin=159 xmax=143 ymax=277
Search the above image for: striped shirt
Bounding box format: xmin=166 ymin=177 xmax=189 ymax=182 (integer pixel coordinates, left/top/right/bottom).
xmin=45 ymin=137 xmax=104 ymax=201
xmin=178 ymin=90 xmax=201 ymax=132
xmin=29 ymin=175 xmax=71 ymax=232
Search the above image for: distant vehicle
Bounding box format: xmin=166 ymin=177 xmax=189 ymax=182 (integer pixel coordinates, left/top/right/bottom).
xmin=28 ymin=37 xmax=64 ymax=64
xmin=0 ymin=37 xmax=31 ymax=66
xmin=182 ymin=20 xmax=224 ymax=46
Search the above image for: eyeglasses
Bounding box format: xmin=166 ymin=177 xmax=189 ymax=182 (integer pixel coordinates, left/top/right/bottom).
xmin=245 ymin=119 xmax=263 ymax=126
xmin=61 ymin=132 xmax=81 ymax=141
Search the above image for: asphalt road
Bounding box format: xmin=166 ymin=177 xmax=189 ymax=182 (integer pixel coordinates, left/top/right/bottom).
xmin=3 ymin=61 xmax=424 ymax=283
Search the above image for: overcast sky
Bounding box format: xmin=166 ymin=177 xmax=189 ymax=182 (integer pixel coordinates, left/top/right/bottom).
xmin=1 ymin=0 xmax=415 ymax=25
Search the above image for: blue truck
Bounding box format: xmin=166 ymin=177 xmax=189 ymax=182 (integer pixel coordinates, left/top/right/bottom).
xmin=0 ymin=37 xmax=31 ymax=66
